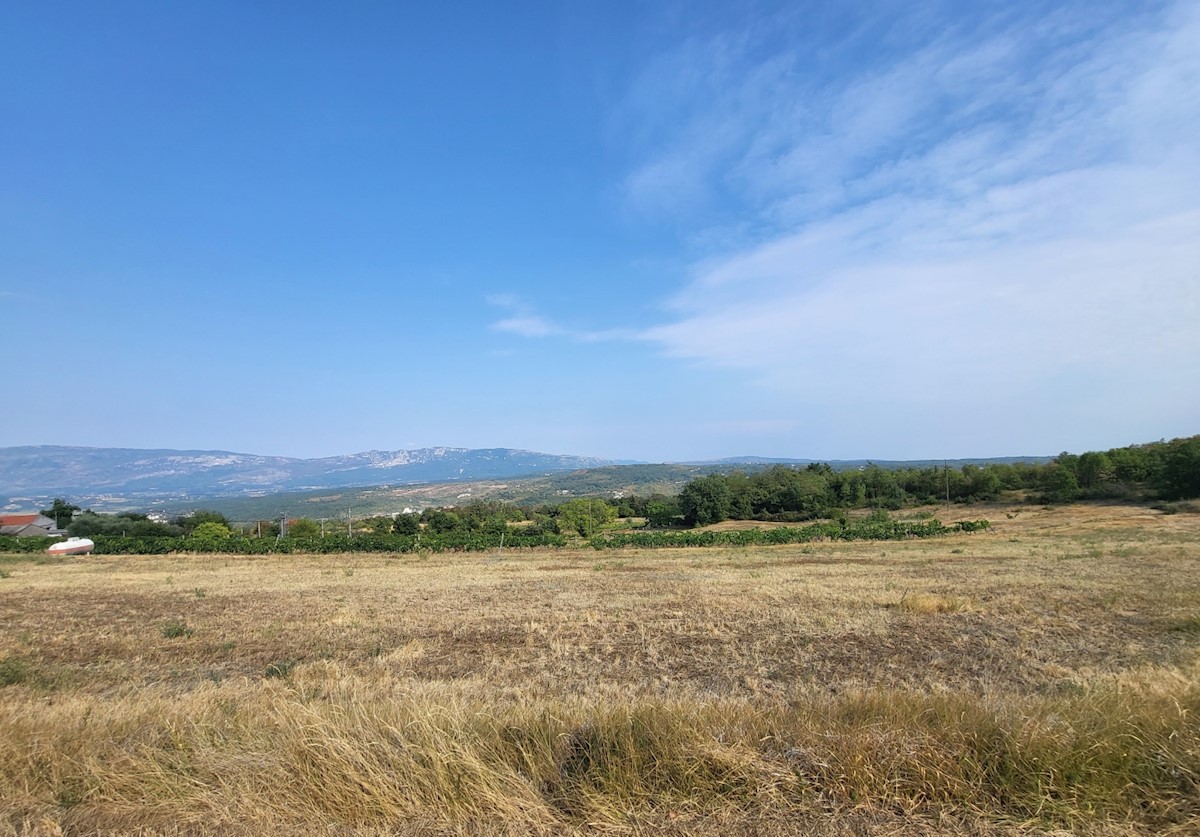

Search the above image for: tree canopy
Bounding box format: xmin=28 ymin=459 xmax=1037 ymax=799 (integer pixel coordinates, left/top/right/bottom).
xmin=40 ymin=498 xmax=80 ymax=526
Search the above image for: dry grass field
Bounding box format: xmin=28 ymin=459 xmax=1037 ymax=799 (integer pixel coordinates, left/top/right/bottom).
xmin=1 ymin=503 xmax=1198 ymax=835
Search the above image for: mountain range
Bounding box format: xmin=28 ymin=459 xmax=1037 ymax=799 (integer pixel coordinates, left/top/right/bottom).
xmin=1 ymin=445 xmax=1053 ymax=516
xmin=0 ymin=446 xmax=618 ymax=509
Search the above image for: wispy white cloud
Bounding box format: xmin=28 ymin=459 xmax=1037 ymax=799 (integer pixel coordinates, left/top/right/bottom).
xmin=618 ymin=1 xmax=1200 ymax=451
xmin=487 ymin=295 xmax=566 ymax=338
xmin=493 ymin=313 xmax=564 ymax=338
xmin=488 ymin=295 xmax=638 ymax=343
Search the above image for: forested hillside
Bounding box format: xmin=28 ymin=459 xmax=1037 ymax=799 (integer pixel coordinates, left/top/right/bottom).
xmin=670 ymin=435 xmax=1200 ymax=526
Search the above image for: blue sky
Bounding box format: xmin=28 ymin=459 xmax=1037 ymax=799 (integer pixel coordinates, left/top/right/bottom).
xmin=3 ymin=0 xmax=1197 ymax=462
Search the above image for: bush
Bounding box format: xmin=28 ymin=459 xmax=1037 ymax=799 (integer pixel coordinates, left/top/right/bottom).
xmin=37 ymin=516 xmax=977 ymax=556
xmin=160 ymin=619 xmax=192 ymax=639
xmin=0 ymin=535 xmax=57 ymax=554
xmin=589 ymin=517 xmax=991 ymax=550
xmin=190 ymin=521 xmax=232 ymax=540
xmin=0 ymin=657 xmax=29 ymax=686
xmin=75 ymin=527 xmax=566 ymax=556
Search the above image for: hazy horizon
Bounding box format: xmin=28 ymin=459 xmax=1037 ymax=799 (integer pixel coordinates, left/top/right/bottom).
xmin=0 ymin=440 xmax=1082 ymax=466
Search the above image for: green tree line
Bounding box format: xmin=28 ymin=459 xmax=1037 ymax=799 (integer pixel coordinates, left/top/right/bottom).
xmin=589 ymin=515 xmax=990 ymax=550
xmin=1 ymin=515 xmax=985 ymax=556
xmin=666 ymin=436 xmax=1199 ymax=527
xmin=13 ymin=436 xmax=1195 ymax=555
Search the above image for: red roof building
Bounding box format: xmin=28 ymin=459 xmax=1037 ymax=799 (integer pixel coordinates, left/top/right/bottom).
xmin=0 ymin=513 xmax=64 ymax=537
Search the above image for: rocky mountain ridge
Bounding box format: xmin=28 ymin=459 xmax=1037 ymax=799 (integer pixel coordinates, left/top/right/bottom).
xmin=0 ymin=445 xmax=616 ymax=508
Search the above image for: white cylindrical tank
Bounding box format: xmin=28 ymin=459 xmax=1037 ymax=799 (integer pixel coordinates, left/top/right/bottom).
xmin=47 ymin=537 xmax=95 ymax=556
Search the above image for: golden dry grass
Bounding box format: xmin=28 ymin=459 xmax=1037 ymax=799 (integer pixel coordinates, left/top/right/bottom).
xmin=1 ymin=502 xmax=1198 ymax=835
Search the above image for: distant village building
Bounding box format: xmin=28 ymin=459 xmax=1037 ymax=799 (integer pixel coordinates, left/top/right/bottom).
xmin=0 ymin=513 xmax=65 ymax=537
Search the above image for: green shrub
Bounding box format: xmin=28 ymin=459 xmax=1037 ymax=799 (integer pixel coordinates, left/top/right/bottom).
xmin=588 ymin=518 xmax=991 ymax=550
xmin=0 ymin=657 xmax=27 ymax=685
xmin=160 ymin=619 xmax=192 ymax=639
xmin=0 ymin=657 xmax=30 ymax=686
xmin=0 ymin=535 xmax=57 ymax=553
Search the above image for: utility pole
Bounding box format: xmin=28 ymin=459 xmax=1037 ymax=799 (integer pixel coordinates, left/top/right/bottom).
xmin=347 ymin=506 xmax=352 ymax=538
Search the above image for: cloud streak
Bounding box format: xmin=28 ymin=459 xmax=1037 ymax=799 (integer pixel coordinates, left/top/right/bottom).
xmin=620 ymin=1 xmax=1200 ymax=452
xmin=488 ymin=295 xmax=639 ymax=343
xmin=487 ymin=295 xmax=565 ymax=338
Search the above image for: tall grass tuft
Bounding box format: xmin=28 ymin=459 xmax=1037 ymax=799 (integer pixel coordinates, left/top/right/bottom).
xmin=0 ymin=665 xmax=1196 ymax=834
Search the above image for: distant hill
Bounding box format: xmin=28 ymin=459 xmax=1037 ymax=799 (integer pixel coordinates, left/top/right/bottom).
xmin=118 ymin=457 xmax=1054 ymax=522
xmin=0 ymin=445 xmax=619 ymax=511
xmin=1 ymin=445 xmax=1054 ymax=518
xmin=198 ymin=463 xmax=724 ymax=521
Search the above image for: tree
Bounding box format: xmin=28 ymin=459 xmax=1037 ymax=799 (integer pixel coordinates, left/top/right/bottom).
xmin=555 ymin=498 xmax=616 ymax=537
xmin=724 ymin=471 xmax=754 ymax=519
xmin=835 ymin=473 xmax=868 ymax=507
xmin=362 ymin=516 xmax=395 ymax=535
xmin=1109 ymin=445 xmax=1157 ymax=484
xmin=457 ymin=500 xmax=526 ymax=525
xmin=191 ymin=521 xmax=231 ymax=538
xmin=1160 ymin=436 xmax=1200 ymax=500
xmin=188 ymin=521 xmax=232 ymax=548
xmin=422 ymin=509 xmax=462 ymax=534
xmin=174 ymin=510 xmax=231 ymax=534
xmin=749 ymin=466 xmax=833 ymax=518
xmin=678 ymin=475 xmax=732 ymax=527
xmin=67 ymin=511 xmax=105 ymax=537
xmin=393 ymin=513 xmax=420 ymax=535
xmin=40 ymin=498 xmax=80 ymax=527
xmin=67 ymin=511 xmax=179 ymax=537
xmin=645 ymin=497 xmax=680 ymax=527
xmin=1040 ymin=465 xmax=1080 ymax=503
xmin=288 ymin=518 xmax=320 ymax=538
xmin=480 ymin=515 xmax=510 ymax=536
xmin=962 ymin=465 xmax=1002 ymax=501
xmin=528 ymin=513 xmax=559 ymax=536
xmin=861 ymin=465 xmax=903 ymax=509
xmin=1076 ymin=452 xmax=1111 ymax=490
